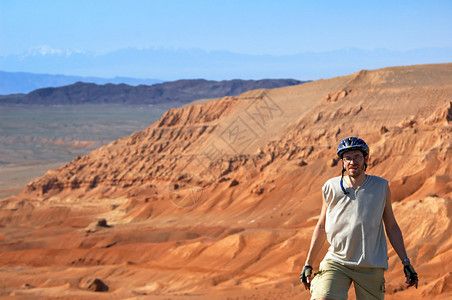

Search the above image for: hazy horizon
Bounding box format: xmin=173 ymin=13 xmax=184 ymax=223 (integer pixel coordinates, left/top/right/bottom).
xmin=1 ymin=47 xmax=451 ymax=83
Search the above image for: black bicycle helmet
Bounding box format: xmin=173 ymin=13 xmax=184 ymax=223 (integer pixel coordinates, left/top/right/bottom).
xmin=337 ymin=137 xmax=369 ymax=158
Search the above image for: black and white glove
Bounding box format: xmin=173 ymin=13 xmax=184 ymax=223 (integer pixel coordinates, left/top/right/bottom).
xmin=300 ymin=265 xmax=313 ymax=283
xmin=403 ymin=264 xmax=419 ymax=288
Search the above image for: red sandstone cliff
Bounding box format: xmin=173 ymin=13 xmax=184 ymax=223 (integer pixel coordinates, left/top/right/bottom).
xmin=0 ymin=63 xmax=451 ymax=299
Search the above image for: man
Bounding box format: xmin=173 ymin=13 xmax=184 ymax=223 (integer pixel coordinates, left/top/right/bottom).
xmin=300 ymin=137 xmax=418 ymax=300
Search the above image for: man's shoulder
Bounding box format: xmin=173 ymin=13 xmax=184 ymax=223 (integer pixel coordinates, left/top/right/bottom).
xmin=322 ymin=176 xmax=342 ymax=198
xmin=323 ymin=176 xmax=342 ymax=190
xmin=324 ymin=175 xmax=342 ymax=185
xmin=367 ymin=174 xmax=389 ymax=185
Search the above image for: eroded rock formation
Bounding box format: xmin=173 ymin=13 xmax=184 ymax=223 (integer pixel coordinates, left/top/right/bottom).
xmin=0 ymin=63 xmax=451 ymax=299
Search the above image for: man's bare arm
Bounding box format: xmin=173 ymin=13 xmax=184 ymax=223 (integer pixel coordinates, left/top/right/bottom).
xmin=383 ymin=186 xmax=408 ymax=261
xmin=383 ymin=186 xmax=418 ymax=288
xmin=302 ymin=196 xmax=327 ymax=290
xmin=305 ymin=199 xmax=327 ymax=266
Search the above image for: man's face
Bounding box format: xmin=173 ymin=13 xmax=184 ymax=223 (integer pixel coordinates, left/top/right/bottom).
xmin=341 ymin=150 xmax=368 ymax=178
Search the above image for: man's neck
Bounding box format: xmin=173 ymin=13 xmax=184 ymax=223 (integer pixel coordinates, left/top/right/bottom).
xmin=346 ymin=173 xmax=367 ymax=190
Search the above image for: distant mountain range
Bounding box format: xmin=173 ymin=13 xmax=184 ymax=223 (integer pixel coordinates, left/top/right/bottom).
xmin=1 ymin=46 xmax=451 ymax=87
xmin=0 ymin=78 xmax=304 ymax=106
xmin=0 ymin=71 xmax=163 ymax=94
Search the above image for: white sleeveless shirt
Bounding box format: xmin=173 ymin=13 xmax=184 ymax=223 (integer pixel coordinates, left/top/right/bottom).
xmin=322 ymin=175 xmax=389 ymax=269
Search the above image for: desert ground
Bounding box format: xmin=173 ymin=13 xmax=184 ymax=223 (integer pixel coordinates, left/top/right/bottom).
xmin=0 ymin=63 xmax=451 ymax=299
xmin=0 ymin=105 xmax=168 ymax=199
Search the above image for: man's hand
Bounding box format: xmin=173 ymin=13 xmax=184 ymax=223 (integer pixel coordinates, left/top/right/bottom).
xmin=300 ymin=265 xmax=313 ymax=290
xmin=403 ymin=264 xmax=418 ymax=289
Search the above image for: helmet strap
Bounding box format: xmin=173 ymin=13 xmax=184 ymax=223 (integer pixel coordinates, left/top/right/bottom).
xmin=340 ymin=166 xmax=348 ymax=194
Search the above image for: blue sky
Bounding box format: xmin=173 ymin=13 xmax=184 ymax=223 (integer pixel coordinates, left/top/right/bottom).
xmin=0 ymin=0 xmax=451 ymax=79
xmin=1 ymin=0 xmax=451 ymax=55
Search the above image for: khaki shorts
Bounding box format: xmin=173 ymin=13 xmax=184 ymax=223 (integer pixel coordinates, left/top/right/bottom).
xmin=310 ymin=260 xmax=385 ymax=300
